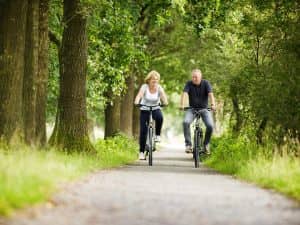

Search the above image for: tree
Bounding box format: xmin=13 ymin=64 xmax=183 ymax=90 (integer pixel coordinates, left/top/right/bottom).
xmin=0 ymin=0 xmax=28 ymax=143
xmin=87 ymin=1 xmax=137 ymax=138
xmin=49 ymin=0 xmax=93 ymax=152
xmin=35 ymin=0 xmax=50 ymax=146
xmin=104 ymin=95 xmax=121 ymax=138
xmin=23 ymin=0 xmax=39 ymax=145
xmin=120 ymin=71 xmax=135 ymax=136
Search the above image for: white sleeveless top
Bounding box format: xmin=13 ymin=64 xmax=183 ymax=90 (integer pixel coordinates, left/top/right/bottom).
xmin=140 ymin=84 xmax=163 ymax=111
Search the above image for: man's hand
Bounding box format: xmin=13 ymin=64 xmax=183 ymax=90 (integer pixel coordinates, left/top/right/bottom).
xmin=211 ymin=104 xmax=216 ymax=111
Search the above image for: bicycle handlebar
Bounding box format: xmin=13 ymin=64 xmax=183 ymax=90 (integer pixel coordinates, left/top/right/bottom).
xmin=135 ymin=103 xmax=166 ymax=108
xmin=183 ymin=107 xmax=211 ymax=111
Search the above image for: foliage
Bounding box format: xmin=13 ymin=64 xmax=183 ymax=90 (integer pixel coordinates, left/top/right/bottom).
xmin=178 ymin=0 xmax=300 ymax=143
xmin=94 ymin=133 xmax=139 ymax=167
xmin=46 ymin=0 xmax=300 ymax=148
xmin=87 ymin=0 xmax=140 ymax=103
xmin=47 ymin=43 xmax=60 ymax=121
xmin=47 ymin=0 xmax=63 ymax=120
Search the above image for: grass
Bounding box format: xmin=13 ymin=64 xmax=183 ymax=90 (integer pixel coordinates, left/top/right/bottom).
xmin=0 ymin=135 xmax=138 ymax=216
xmin=238 ymin=155 xmax=300 ymax=201
xmin=204 ymin=136 xmax=300 ymax=202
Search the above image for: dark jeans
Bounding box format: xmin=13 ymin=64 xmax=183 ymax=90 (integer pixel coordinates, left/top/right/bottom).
xmin=139 ymin=109 xmax=163 ymax=153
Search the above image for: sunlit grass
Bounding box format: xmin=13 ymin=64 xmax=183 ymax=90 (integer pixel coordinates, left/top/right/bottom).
xmin=238 ymin=155 xmax=300 ymax=201
xmin=0 ymin=135 xmax=138 ymax=216
xmin=205 ymin=136 xmax=300 ymax=202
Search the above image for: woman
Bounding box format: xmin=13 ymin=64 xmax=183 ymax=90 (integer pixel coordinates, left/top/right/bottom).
xmin=134 ymin=70 xmax=168 ymax=160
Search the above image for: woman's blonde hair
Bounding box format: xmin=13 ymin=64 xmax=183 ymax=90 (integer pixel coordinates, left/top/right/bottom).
xmin=144 ymin=70 xmax=160 ymax=84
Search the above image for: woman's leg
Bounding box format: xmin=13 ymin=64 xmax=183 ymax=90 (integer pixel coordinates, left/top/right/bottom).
xmin=139 ymin=110 xmax=150 ymax=153
xmin=152 ymin=109 xmax=163 ymax=136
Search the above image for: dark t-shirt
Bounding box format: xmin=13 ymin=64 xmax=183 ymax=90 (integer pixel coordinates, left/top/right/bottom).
xmin=183 ymin=80 xmax=212 ymax=108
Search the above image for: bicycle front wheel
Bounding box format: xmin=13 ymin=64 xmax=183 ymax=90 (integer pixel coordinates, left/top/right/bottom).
xmin=193 ymin=129 xmax=200 ymax=168
xmin=148 ymin=127 xmax=153 ymax=166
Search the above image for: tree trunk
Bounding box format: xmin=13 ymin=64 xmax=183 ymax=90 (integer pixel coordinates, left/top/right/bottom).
xmin=256 ymin=117 xmax=268 ymax=145
xmin=232 ymin=96 xmax=242 ymax=135
xmin=49 ymin=0 xmax=93 ymax=152
xmin=120 ymin=73 xmax=135 ymax=137
xmin=104 ymin=95 xmax=121 ymax=138
xmin=23 ymin=0 xmax=39 ymax=145
xmin=35 ymin=0 xmax=49 ymax=146
xmin=132 ymin=74 xmax=143 ymax=139
xmin=132 ymin=103 xmax=140 ymax=139
xmin=0 ymin=0 xmax=28 ymax=143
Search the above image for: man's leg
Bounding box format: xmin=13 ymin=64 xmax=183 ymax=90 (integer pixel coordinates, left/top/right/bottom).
xmin=183 ymin=109 xmax=194 ymax=148
xmin=201 ymin=109 xmax=214 ymax=152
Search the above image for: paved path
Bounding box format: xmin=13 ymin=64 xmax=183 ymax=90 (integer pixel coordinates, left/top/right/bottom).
xmin=2 ymin=144 xmax=300 ymax=225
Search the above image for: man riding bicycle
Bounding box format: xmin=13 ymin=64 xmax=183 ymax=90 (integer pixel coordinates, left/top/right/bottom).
xmin=180 ymin=69 xmax=216 ymax=154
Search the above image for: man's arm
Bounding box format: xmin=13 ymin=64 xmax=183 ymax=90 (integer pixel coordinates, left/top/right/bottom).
xmin=180 ymin=92 xmax=189 ymax=109
xmin=208 ymin=92 xmax=216 ymax=110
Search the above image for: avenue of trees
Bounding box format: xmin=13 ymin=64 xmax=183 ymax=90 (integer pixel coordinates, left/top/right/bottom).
xmin=0 ymin=0 xmax=299 ymax=155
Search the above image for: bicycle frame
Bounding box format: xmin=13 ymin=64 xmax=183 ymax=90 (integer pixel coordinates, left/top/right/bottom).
xmin=139 ymin=104 xmax=161 ymax=166
xmin=192 ymin=110 xmax=202 ymax=168
xmin=184 ymin=107 xmax=209 ymax=168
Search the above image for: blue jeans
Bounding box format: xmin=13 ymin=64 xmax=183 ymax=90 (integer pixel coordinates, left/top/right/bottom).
xmin=183 ymin=109 xmax=214 ymax=147
xmin=139 ymin=109 xmax=163 ymax=153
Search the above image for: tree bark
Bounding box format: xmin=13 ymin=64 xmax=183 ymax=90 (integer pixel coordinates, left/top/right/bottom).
xmin=35 ymin=0 xmax=49 ymax=146
xmin=49 ymin=0 xmax=93 ymax=152
xmin=104 ymin=95 xmax=121 ymax=138
xmin=256 ymin=117 xmax=268 ymax=145
xmin=132 ymin=74 xmax=143 ymax=139
xmin=0 ymin=0 xmax=28 ymax=142
xmin=232 ymin=95 xmax=242 ymax=135
xmin=23 ymin=0 xmax=39 ymax=145
xmin=120 ymin=73 xmax=135 ymax=137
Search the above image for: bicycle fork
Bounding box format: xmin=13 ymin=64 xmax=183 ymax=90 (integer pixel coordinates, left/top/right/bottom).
xmin=193 ymin=124 xmax=203 ymax=168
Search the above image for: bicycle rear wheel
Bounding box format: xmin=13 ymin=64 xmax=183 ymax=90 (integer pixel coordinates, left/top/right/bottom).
xmin=193 ymin=129 xmax=200 ymax=168
xmin=148 ymin=127 xmax=153 ymax=166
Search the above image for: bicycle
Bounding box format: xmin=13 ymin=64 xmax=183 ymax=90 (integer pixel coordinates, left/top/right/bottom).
xmin=184 ymin=107 xmax=211 ymax=168
xmin=137 ymin=103 xmax=163 ymax=166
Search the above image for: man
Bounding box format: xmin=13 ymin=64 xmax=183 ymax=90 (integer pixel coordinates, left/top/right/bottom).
xmin=180 ymin=69 xmax=216 ymax=154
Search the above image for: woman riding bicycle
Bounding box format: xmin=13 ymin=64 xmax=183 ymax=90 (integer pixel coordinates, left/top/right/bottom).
xmin=134 ymin=70 xmax=168 ymax=160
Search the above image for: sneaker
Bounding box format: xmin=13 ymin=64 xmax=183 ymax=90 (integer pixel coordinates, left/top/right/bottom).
xmin=185 ymin=145 xmax=192 ymax=153
xmin=155 ymin=135 xmax=161 ymax=142
xmin=204 ymin=144 xmax=211 ymax=155
xmin=139 ymin=152 xmax=146 ymax=160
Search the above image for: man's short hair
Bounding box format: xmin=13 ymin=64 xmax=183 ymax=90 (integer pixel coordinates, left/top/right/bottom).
xmin=192 ymin=69 xmax=202 ymax=75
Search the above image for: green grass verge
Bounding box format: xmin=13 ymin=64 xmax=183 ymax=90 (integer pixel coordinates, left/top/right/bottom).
xmin=0 ymin=135 xmax=138 ymax=216
xmin=204 ymin=136 xmax=300 ymax=202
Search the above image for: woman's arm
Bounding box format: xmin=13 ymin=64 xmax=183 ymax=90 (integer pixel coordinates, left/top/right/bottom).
xmin=159 ymin=88 xmax=168 ymax=105
xmin=134 ymin=86 xmax=145 ymax=105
